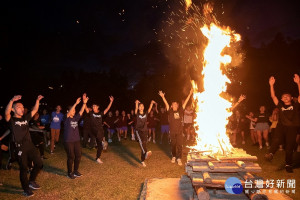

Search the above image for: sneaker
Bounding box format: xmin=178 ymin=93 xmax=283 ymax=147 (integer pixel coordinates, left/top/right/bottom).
xmin=29 ymin=181 xmax=41 ymax=190
xmin=266 ymin=142 xmax=269 ymax=147
xmin=145 ymin=151 xmax=152 ymax=160
xmin=259 ymin=146 xmax=263 ymax=150
xmin=153 ymin=140 xmax=156 ymax=144
xmin=50 ymin=151 xmax=54 ymax=154
xmin=242 ymin=141 xmax=245 ymax=145
xmin=285 ymin=165 xmax=293 ymax=173
xmin=74 ymin=171 xmax=83 ymax=178
xmin=171 ymin=157 xmax=176 ymax=163
xmin=264 ymin=153 xmax=273 ymax=161
xmin=148 ymin=137 xmax=151 ymax=142
xmin=96 ymin=158 xmax=103 ymax=164
xmin=108 ymin=139 xmax=112 ymax=143
xmin=131 ymin=136 xmax=135 ymax=141
xmin=141 ymin=162 xmax=146 ymax=167
xmin=23 ymin=189 xmax=34 ymax=197
xmin=177 ymin=158 xmax=183 ymax=166
xmin=67 ymin=172 xmax=76 ymax=179
xmin=118 ymin=137 xmax=121 ymax=142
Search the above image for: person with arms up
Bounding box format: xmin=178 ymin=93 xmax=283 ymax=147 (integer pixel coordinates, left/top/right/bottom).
xmin=158 ymin=89 xmax=193 ymax=166
xmin=5 ymin=95 xmax=44 ymax=197
xmin=265 ymin=74 xmax=300 ymax=173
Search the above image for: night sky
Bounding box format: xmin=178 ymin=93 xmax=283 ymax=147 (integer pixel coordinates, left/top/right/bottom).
xmin=1 ymin=0 xmax=300 ymax=110
xmin=1 ymin=0 xmax=299 ymax=71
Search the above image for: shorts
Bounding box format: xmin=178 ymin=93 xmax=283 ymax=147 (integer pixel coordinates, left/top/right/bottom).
xmin=161 ymin=125 xmax=169 ymax=134
xmin=184 ymin=123 xmax=193 ymax=129
xmin=120 ymin=126 xmax=128 ymax=131
xmin=107 ymin=128 xmax=115 ymax=133
xmin=254 ymin=123 xmax=269 ymax=131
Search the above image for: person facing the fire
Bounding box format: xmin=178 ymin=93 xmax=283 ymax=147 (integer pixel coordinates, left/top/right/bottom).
xmin=85 ymin=95 xmax=114 ymax=164
xmin=134 ymin=99 xmax=155 ymax=167
xmin=5 ymin=95 xmax=44 ymax=197
xmin=158 ymin=89 xmax=193 ymax=166
xmin=265 ymin=74 xmax=300 ymax=173
xmin=64 ymin=93 xmax=88 ymax=179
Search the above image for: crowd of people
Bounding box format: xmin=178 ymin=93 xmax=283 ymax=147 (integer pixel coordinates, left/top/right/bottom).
xmin=0 ymin=74 xmax=299 ymax=197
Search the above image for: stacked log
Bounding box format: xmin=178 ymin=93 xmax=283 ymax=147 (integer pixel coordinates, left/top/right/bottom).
xmin=185 ymin=148 xmax=291 ymax=200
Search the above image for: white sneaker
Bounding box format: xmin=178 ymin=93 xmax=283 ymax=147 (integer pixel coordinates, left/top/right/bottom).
xmin=153 ymin=140 xmax=156 ymax=144
xmin=148 ymin=137 xmax=151 ymax=142
xmin=266 ymin=142 xmax=269 ymax=147
xmin=96 ymin=158 xmax=103 ymax=164
xmin=108 ymin=139 xmax=112 ymax=143
xmin=131 ymin=136 xmax=135 ymax=141
xmin=118 ymin=137 xmax=121 ymax=142
xmin=145 ymin=151 xmax=152 ymax=160
xmin=242 ymin=141 xmax=245 ymax=145
xmin=171 ymin=157 xmax=176 ymax=163
xmin=259 ymin=146 xmax=263 ymax=150
xmin=177 ymin=159 xmax=182 ymax=166
xmin=141 ymin=162 xmax=146 ymax=167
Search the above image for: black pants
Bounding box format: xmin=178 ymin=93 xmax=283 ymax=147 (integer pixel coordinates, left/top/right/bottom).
xmin=170 ymin=131 xmax=183 ymax=159
xmin=136 ymin=130 xmax=148 ymax=162
xmin=7 ymin=141 xmax=17 ymax=166
xmin=16 ymin=142 xmax=43 ymax=191
xmin=91 ymin=129 xmax=104 ymax=159
xmin=82 ymin=128 xmax=91 ymax=148
xmin=269 ymin=124 xmax=298 ymax=166
xmin=64 ymin=141 xmax=81 ymax=174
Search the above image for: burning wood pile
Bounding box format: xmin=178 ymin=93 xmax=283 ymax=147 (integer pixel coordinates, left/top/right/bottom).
xmin=185 ymin=149 xmax=265 ymax=200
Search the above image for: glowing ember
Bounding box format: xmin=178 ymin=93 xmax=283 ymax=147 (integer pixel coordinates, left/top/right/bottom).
xmin=189 ymin=23 xmax=241 ymax=156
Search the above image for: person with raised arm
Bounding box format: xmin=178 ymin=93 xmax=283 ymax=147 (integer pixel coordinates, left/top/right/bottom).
xmin=5 ymin=95 xmax=44 ymax=197
xmin=64 ymin=93 xmax=88 ymax=179
xmin=158 ymin=89 xmax=193 ymax=166
xmin=134 ymin=100 xmax=155 ymax=167
xmin=265 ymin=74 xmax=300 ymax=173
xmin=85 ymin=96 xmax=114 ymax=164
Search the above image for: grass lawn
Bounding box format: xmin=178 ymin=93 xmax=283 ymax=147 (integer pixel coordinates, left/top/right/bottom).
xmin=0 ymin=135 xmax=300 ymax=200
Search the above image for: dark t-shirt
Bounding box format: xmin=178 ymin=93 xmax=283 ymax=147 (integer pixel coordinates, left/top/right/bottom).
xmin=9 ymin=113 xmax=32 ymax=144
xmin=277 ymin=101 xmax=300 ymax=126
xmin=89 ymin=111 xmax=104 ymax=130
xmin=104 ymin=116 xmax=116 ymax=129
xmin=147 ymin=115 xmax=157 ymax=128
xmin=119 ymin=116 xmax=128 ymax=127
xmin=255 ymin=112 xmax=269 ymax=123
xmin=115 ymin=115 xmax=122 ymax=128
xmin=168 ymin=107 xmax=184 ymax=133
xmin=64 ymin=113 xmax=81 ymax=142
xmin=82 ymin=113 xmax=91 ymax=130
xmin=136 ymin=112 xmax=148 ymax=131
xmin=159 ymin=112 xmax=169 ymax=125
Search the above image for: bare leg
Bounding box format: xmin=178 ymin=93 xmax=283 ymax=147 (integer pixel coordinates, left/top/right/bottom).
xmin=263 ymin=129 xmax=269 ymax=147
xmin=257 ymin=130 xmax=262 ymax=149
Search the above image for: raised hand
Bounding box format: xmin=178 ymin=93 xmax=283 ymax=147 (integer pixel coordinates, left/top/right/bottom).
xmin=37 ymin=95 xmax=44 ymax=101
xmin=269 ymin=76 xmax=275 ymax=86
xmin=238 ymin=95 xmax=246 ymax=103
xmin=135 ymin=100 xmax=140 ymax=104
xmin=151 ymin=100 xmax=156 ymax=104
xmin=294 ymin=74 xmax=300 ymax=84
xmin=158 ymin=91 xmax=165 ymax=98
xmin=109 ymin=96 xmax=114 ymax=102
xmin=11 ymin=95 xmax=22 ymax=102
xmin=76 ymin=97 xmax=81 ymax=105
xmin=83 ymin=93 xmax=89 ymax=104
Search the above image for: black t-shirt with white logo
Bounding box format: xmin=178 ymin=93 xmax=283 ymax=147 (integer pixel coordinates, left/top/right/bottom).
xmin=168 ymin=107 xmax=184 ymax=133
xmin=255 ymin=112 xmax=269 ymax=123
xmin=135 ymin=112 xmax=148 ymax=131
xmin=9 ymin=113 xmax=32 ymax=144
xmin=277 ymin=101 xmax=300 ymax=126
xmin=89 ymin=111 xmax=104 ymax=130
xmin=64 ymin=113 xmax=81 ymax=142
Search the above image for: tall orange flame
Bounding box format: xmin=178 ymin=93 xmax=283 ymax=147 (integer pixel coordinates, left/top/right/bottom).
xmin=190 ymin=23 xmax=241 ymax=156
